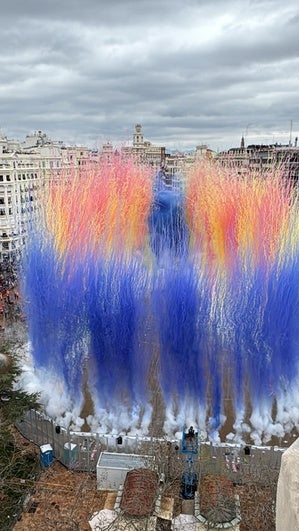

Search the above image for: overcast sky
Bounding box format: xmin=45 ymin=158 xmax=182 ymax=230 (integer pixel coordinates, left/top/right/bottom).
xmin=1 ymin=0 xmax=299 ymax=152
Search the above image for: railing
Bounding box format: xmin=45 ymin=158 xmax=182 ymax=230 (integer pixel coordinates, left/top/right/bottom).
xmin=16 ymin=409 xmax=284 ymax=484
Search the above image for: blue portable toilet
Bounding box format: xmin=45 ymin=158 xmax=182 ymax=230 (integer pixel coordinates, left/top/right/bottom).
xmin=40 ymin=444 xmax=53 ymax=467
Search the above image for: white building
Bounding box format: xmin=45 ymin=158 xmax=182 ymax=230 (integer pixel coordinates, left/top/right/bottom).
xmin=0 ymin=131 xmax=90 ymax=262
xmin=0 ymin=151 xmax=42 ymax=261
xmin=122 ymin=124 xmax=166 ymax=169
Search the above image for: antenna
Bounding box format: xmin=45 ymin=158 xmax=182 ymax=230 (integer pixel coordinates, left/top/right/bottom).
xmin=289 ymin=120 xmax=293 ymax=146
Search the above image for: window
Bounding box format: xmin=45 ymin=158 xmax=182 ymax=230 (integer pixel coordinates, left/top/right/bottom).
xmin=0 ymin=176 xmax=3 ymax=182
xmin=2 ymin=242 xmax=9 ymax=250
xmin=6 ymin=175 xmax=10 ymax=181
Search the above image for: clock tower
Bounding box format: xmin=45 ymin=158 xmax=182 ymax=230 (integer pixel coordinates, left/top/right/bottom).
xmin=133 ymin=124 xmax=144 ymax=147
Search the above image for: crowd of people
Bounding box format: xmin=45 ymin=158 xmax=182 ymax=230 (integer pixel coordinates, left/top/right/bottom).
xmin=0 ymin=260 xmax=22 ymax=329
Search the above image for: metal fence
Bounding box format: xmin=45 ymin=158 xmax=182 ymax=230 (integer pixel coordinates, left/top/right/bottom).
xmin=198 ymin=441 xmax=282 ymax=486
xmin=16 ymin=409 xmax=284 ymax=484
xmin=16 ymin=409 xmax=135 ymax=472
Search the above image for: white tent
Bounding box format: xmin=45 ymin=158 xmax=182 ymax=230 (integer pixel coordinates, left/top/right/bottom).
xmin=89 ymin=509 xmax=118 ymax=530
xmin=276 ymin=438 xmax=299 ymax=531
xmin=171 ymin=514 xmax=201 ymax=530
xmin=89 ymin=510 xmax=157 ymax=530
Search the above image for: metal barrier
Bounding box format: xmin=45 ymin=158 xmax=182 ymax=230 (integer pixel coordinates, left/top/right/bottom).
xmin=16 ymin=409 xmax=284 ymax=484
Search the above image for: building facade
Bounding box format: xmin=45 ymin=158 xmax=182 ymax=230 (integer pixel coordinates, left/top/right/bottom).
xmin=122 ymin=124 xmax=166 ymax=168
xmin=0 ymin=150 xmax=42 ymax=261
xmin=217 ymin=137 xmax=299 ymax=182
xmin=0 ymin=125 xmax=217 ymax=262
xmin=0 ymin=131 xmax=91 ymax=262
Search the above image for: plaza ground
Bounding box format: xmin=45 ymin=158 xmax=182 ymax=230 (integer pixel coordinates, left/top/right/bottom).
xmin=11 ymin=430 xmax=276 ymax=531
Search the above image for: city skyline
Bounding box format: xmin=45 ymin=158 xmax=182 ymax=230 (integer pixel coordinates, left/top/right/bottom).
xmin=1 ymin=0 xmax=299 ymax=151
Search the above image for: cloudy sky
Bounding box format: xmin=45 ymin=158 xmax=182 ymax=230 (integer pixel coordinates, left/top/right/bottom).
xmin=1 ymin=0 xmax=299 ymax=152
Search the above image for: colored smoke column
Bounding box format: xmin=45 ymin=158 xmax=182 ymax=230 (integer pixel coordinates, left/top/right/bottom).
xmin=22 ymin=155 xmax=154 ymax=429
xmin=20 ymin=155 xmax=299 ymax=444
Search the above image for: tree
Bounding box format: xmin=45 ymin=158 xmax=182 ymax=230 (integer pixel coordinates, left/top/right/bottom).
xmin=0 ymin=341 xmax=41 ymax=530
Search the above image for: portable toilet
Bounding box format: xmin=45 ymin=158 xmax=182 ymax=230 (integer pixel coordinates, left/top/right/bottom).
xmin=40 ymin=444 xmax=53 ymax=467
xmin=64 ymin=442 xmax=77 ymax=465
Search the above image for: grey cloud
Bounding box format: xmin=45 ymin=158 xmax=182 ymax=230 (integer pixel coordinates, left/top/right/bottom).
xmin=2 ymin=0 xmax=233 ymax=25
xmin=0 ymin=0 xmax=299 ymax=150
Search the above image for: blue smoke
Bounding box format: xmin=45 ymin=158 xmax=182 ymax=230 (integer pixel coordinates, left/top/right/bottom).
xmin=148 ymin=183 xmax=189 ymax=258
